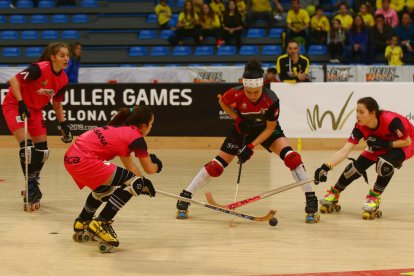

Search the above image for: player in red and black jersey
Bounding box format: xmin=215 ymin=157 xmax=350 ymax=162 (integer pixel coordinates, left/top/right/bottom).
xmin=314 ymin=97 xmax=414 ymax=217
xmin=2 ymin=42 xmax=72 ymax=211
xmin=176 ymin=59 xmax=319 ymax=222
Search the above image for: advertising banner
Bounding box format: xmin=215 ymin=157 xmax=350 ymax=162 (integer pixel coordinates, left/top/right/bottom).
xmin=272 ymin=82 xmax=414 ymax=138
xmin=0 ymin=83 xmax=236 ymax=136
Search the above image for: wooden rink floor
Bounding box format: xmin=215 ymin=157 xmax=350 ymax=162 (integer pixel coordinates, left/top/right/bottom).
xmin=0 ymin=137 xmax=414 ymax=275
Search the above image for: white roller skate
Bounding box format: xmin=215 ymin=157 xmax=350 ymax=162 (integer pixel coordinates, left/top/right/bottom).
xmin=362 ymin=189 xmax=382 ymax=220
xmin=21 ymin=179 xmax=42 ymax=211
xmin=305 ymin=192 xmax=320 ymax=223
xmin=319 ymin=186 xmax=341 ymax=213
xmin=72 ymin=217 xmax=91 ymax=242
xmin=176 ymin=190 xmax=192 ymax=219
xmin=86 ymin=219 xmax=119 ymax=253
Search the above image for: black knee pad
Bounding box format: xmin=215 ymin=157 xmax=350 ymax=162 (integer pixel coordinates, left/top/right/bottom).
xmin=376 ymin=157 xmax=394 ymax=177
xmin=92 ymin=184 xmax=116 ymax=202
xmin=111 ymin=166 xmax=135 ymax=186
xmin=19 ymin=143 xmax=49 ymax=164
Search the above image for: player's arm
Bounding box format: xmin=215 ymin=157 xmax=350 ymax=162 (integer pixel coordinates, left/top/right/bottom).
xmin=120 ymin=156 xmax=144 ymax=177
xmin=251 ymin=120 xmax=276 ymax=147
xmin=52 ymin=101 xmax=65 ymax=123
xmin=129 ymin=137 xmax=162 ymax=174
xmin=219 ymin=96 xmax=238 ymax=119
xmin=138 ymin=156 xmax=159 ymax=174
xmin=389 ymin=117 xmax=411 ymax=148
xmin=10 ymin=64 xmax=41 ymax=101
xmin=326 ymin=142 xmax=355 ymax=168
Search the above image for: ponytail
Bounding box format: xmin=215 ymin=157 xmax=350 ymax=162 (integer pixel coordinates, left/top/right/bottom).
xmin=108 ymin=105 xmax=154 ymax=127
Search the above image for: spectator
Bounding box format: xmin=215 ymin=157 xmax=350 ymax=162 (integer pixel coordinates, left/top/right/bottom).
xmin=359 ymin=3 xmax=375 ymax=27
xmin=369 ymin=14 xmax=394 ymax=62
xmin=246 ymin=0 xmax=278 ymax=28
xmin=155 ymin=0 xmax=172 ymax=29
xmin=375 ymin=0 xmax=404 ymax=14
xmin=264 ymin=67 xmax=280 ymax=84
xmin=193 ymin=0 xmax=204 ymax=14
xmin=375 ymin=0 xmax=399 ymax=27
xmin=210 ymin=0 xmax=226 ymax=20
xmin=327 ymin=18 xmax=346 ymax=63
xmin=221 ymin=0 xmax=244 ymax=48
xmin=334 ymin=3 xmax=354 ymax=30
xmin=174 ymin=0 xmax=202 ymax=45
xmin=199 ymin=3 xmax=222 ymax=44
xmin=406 ymin=0 xmax=414 ymax=20
xmin=236 ymin=0 xmax=248 ymax=20
xmin=65 ymin=42 xmax=82 ymax=84
xmin=332 ymin=0 xmax=353 ymax=10
xmin=385 ymin=35 xmax=404 ymax=65
xmin=300 ymin=0 xmax=319 ymax=17
xmin=286 ymin=0 xmax=310 ymax=49
xmin=395 ymin=12 xmax=414 ymax=55
xmin=345 ymin=15 xmax=369 ymax=63
xmin=310 ymin=5 xmax=330 ymax=44
xmin=276 ymin=40 xmax=310 ymax=82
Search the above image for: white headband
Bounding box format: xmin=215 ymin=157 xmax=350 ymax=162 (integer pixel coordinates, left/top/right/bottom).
xmin=243 ymin=78 xmax=263 ymax=88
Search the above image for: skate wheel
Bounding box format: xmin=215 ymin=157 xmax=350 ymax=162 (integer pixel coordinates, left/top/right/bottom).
xmin=320 ymin=205 xmax=327 ymax=213
xmin=176 ymin=210 xmax=188 ymax=220
xmin=72 ymin=232 xmax=83 ymax=242
xmin=82 ymin=232 xmax=93 ymax=242
xmin=334 ymin=205 xmax=341 ymax=212
xmin=375 ymin=210 xmax=382 ymax=218
xmin=327 ymin=206 xmax=333 ymax=213
xmin=99 ymin=242 xmax=113 ymax=253
xmin=313 ymin=213 xmax=320 ymax=223
xmin=305 ymin=214 xmax=314 ymax=223
xmin=362 ymin=212 xmax=371 ymax=220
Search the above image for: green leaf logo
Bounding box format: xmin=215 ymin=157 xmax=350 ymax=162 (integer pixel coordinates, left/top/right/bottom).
xmin=307 ymin=92 xmax=355 ymax=131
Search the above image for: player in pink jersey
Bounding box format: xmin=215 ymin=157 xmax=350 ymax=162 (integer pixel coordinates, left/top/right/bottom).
xmin=314 ymin=97 xmax=414 ymax=219
xmin=2 ymin=42 xmax=72 ymax=211
xmin=176 ymin=59 xmax=320 ymax=223
xmin=65 ymin=106 xmax=162 ymax=252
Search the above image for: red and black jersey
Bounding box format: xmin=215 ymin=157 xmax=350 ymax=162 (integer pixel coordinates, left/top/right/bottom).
xmin=221 ymin=85 xmax=280 ymax=130
xmin=5 ymin=61 xmax=68 ymax=110
xmin=348 ymin=110 xmax=414 ymax=145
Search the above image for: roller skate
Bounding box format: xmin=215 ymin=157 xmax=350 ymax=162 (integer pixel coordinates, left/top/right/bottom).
xmin=319 ymin=186 xmax=341 ymax=213
xmin=72 ymin=217 xmax=91 ymax=242
xmin=21 ymin=179 xmax=42 ymax=211
xmin=362 ymin=189 xmax=382 ymax=220
xmin=305 ymin=192 xmax=320 ymax=223
xmin=86 ymin=218 xmax=119 ymax=253
xmin=176 ymin=190 xmax=192 ymax=219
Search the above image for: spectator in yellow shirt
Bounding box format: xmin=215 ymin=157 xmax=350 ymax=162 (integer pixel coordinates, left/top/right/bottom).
xmin=175 ymin=1 xmax=202 ymax=44
xmin=210 ymin=0 xmax=225 ymax=20
xmin=334 ymin=3 xmax=353 ymax=29
xmin=155 ymin=0 xmax=172 ymax=29
xmin=385 ymin=35 xmax=404 ymax=65
xmin=359 ymin=3 xmax=374 ymax=27
xmin=246 ymin=0 xmax=281 ymax=28
xmin=236 ymin=0 xmax=247 ymax=20
xmin=199 ymin=3 xmax=222 ymax=44
xmin=286 ymin=0 xmax=310 ymax=49
xmin=310 ymin=5 xmax=330 ymax=44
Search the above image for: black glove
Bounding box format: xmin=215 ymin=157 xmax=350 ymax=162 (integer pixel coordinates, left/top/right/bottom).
xmin=18 ymin=100 xmax=30 ymax=119
xmin=58 ymin=121 xmax=73 ymax=143
xmin=314 ymin=163 xmax=331 ymax=184
xmin=150 ymin=153 xmax=162 ymax=173
xmin=235 ymin=117 xmax=251 ymax=135
xmin=238 ymin=144 xmax=254 ymax=163
xmin=366 ymin=136 xmax=392 ymax=151
xmin=131 ymin=177 xmax=156 ymax=197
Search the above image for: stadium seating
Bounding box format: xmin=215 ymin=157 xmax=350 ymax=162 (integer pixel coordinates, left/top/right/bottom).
xmin=239 ymin=45 xmax=259 ymax=56
xmin=21 ymin=30 xmax=39 ymax=39
xmin=150 ymin=46 xmax=169 ymax=56
xmin=128 ymin=46 xmax=148 ymax=56
xmin=194 ymin=46 xmax=214 ymax=56
xmin=263 ymin=45 xmax=282 ymax=56
xmin=172 ymin=46 xmax=192 ymax=56
xmin=10 ymin=15 xmax=27 ymax=24
xmin=138 ymin=30 xmax=157 ymax=40
xmin=25 ymin=47 xmax=43 ymax=57
xmin=3 ymin=47 xmax=22 ymax=57
xmin=41 ymin=30 xmax=59 ymax=39
xmin=72 ymin=14 xmax=89 ymax=23
xmin=217 ymin=46 xmax=236 ymax=56
xmin=307 ymin=45 xmax=328 ymax=55
xmin=1 ymin=30 xmax=18 ymax=40
xmin=38 ymin=0 xmax=55 ymax=8
xmin=246 ymin=28 xmax=265 ymax=38
xmin=62 ymin=30 xmax=80 ymax=39
xmin=51 ymin=14 xmax=69 ymax=24
xmin=16 ymin=0 xmax=34 ymax=8
xmin=30 ymin=14 xmax=48 ymax=24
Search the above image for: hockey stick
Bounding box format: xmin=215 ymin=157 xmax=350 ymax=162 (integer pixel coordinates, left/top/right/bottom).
xmin=230 ymin=135 xmax=246 ymax=226
xmin=157 ymin=190 xmax=276 ymax=222
xmin=24 ymin=116 xmax=29 ymax=212
xmin=205 ymin=178 xmax=314 ymax=210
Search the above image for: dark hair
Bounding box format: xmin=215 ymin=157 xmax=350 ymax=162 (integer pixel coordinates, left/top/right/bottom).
xmin=108 ymin=105 xmax=154 ymax=127
xmin=351 ymin=15 xmax=366 ymax=35
xmin=375 ymin=14 xmax=385 ymax=21
xmin=38 ymin=42 xmax=69 ymax=62
xmin=69 ymin=41 xmax=82 ymax=62
xmin=357 ymin=97 xmax=380 ymax=115
xmin=243 ymin=59 xmax=264 ymax=79
xmin=266 ymin=67 xmax=277 ymax=74
xmin=329 ymin=19 xmax=342 ymax=41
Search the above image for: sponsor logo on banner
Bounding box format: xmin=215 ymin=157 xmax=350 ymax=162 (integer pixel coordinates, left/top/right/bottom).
xmin=365 ymin=67 xmax=398 ymax=81
xmin=193 ymin=72 xmax=225 ymax=83
xmin=326 ymin=67 xmax=353 ymax=82
xmin=307 ymin=92 xmax=355 ymax=131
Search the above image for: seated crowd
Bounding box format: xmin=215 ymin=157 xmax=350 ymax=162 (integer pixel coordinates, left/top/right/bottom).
xmin=155 ymin=0 xmax=414 ymax=65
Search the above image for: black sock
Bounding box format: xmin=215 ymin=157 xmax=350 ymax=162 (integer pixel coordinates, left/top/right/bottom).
xmin=79 ymin=192 xmax=103 ymax=221
xmin=98 ymin=187 xmax=132 ymax=222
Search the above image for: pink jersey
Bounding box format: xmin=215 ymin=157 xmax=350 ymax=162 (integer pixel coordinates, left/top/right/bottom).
xmin=4 ymin=61 xmax=68 ymax=110
xmin=74 ymin=125 xmax=149 ymax=161
xmin=375 ymin=9 xmax=399 ymax=27
xmin=348 ymin=110 xmax=414 ymax=160
xmin=221 ymin=85 xmax=280 ymax=130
